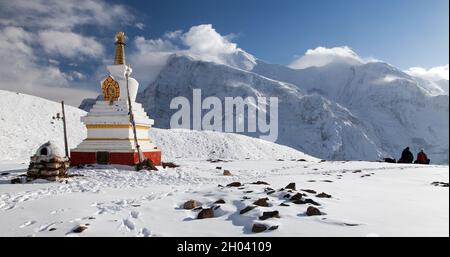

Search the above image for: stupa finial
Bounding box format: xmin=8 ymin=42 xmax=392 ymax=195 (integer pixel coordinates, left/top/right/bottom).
xmin=114 ymin=32 xmax=126 ymax=65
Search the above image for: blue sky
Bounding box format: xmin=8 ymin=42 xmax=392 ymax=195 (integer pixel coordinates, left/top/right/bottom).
xmin=0 ymin=0 xmax=448 ymax=105
xmin=116 ymin=0 xmax=449 ymax=69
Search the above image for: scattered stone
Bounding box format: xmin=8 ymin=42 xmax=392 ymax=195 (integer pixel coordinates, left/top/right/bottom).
xmin=277 ymin=159 xmax=284 ymax=161
xmin=283 ymin=193 xmax=291 ymax=199
xmin=131 ymin=204 xmax=141 ymax=207
xmin=10 ymin=178 xmax=23 ymax=184
xmin=313 ymin=168 xmax=318 ymax=171
xmin=88 ymin=217 xmax=96 ymax=220
xmin=243 ymin=196 xmax=251 ymax=200
xmin=216 ymin=167 xmax=222 ymax=170
xmin=297 ymin=159 xmax=307 ymax=162
xmin=162 ymin=162 xmax=179 ymax=168
xmin=290 ymin=193 xmax=303 ymax=201
xmin=251 ymin=181 xmax=270 ymax=185
xmin=259 ymin=211 xmax=280 ymax=220
xmin=72 ymin=224 xmax=88 ymax=233
xmin=279 ymin=203 xmax=290 ymax=206
xmin=244 ymin=190 xmax=253 ymax=194
xmin=320 ymin=160 xmax=326 ymax=163
xmin=304 ymin=199 xmax=321 ymax=206
xmin=306 ymin=206 xmax=321 ymax=216
xmin=285 ymin=182 xmax=296 ymax=190
xmin=307 ymin=180 xmax=316 ymax=182
xmin=292 ymin=199 xmax=306 ymax=205
xmin=238 ymin=187 xmax=245 ymax=190
xmin=193 ymin=207 xmax=203 ymax=211
xmin=213 ymin=206 xmax=221 ymax=210
xmin=301 ymin=189 xmax=316 ymax=194
xmin=431 ymin=181 xmax=449 ymax=187
xmin=182 ymin=200 xmax=201 ymax=210
xmin=240 ymin=205 xmax=257 ymax=214
xmin=223 ymin=170 xmax=232 ymax=176
xmin=266 ymin=191 xmax=275 ymax=195
xmin=264 ymin=187 xmax=275 ymax=195
xmin=278 ymin=188 xmax=285 ymax=191
xmin=353 ymin=170 xmax=362 ymax=173
xmin=214 ymin=199 xmax=225 ymax=204
xmin=252 ymin=223 xmax=267 ymax=233
xmin=1 ymin=172 xmax=9 ymax=176
xmin=49 ymin=228 xmax=56 ymax=231
xmin=316 ymin=192 xmax=332 ymax=198
xmin=322 ymin=180 xmax=333 ymax=183
xmin=217 ymin=184 xmax=224 ymax=188
xmin=226 ymin=182 xmax=242 ymax=187
xmin=197 ymin=208 xmax=214 ymax=219
xmin=268 ymin=225 xmax=279 ymax=231
xmin=253 ymin=198 xmax=270 ymax=207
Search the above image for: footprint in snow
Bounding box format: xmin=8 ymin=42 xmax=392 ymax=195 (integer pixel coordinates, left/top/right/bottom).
xmin=121 ymin=218 xmax=135 ymax=231
xmin=19 ymin=220 xmax=36 ymax=228
xmin=137 ymin=228 xmax=152 ymax=237
xmin=130 ymin=211 xmax=140 ymax=219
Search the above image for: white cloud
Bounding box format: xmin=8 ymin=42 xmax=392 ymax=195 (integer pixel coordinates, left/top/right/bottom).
xmin=289 ymin=46 xmax=365 ymax=69
xmin=0 ymin=0 xmax=133 ymax=30
xmin=38 ymin=31 xmax=104 ymax=58
xmin=135 ymin=22 xmax=145 ymax=30
xmin=129 ymin=24 xmax=257 ymax=86
xmin=0 ymin=0 xmax=133 ymax=106
xmin=404 ymin=65 xmax=449 ymax=81
xmin=181 ymin=24 xmax=239 ymax=64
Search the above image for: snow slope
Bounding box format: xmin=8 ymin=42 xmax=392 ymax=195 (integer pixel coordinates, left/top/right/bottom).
xmin=0 ymin=90 xmax=314 ymax=163
xmin=0 ymin=160 xmax=447 ymax=237
xmin=135 ymin=54 xmax=448 ymax=163
xmin=0 ymin=90 xmax=86 ymax=163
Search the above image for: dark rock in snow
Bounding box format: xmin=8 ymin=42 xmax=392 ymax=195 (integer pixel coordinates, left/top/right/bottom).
xmin=279 ymin=203 xmax=290 ymax=206
xmin=302 ymin=189 xmax=317 ymax=194
xmin=251 ymin=181 xmax=270 ymax=185
xmin=297 ymin=159 xmax=307 ymax=162
xmin=316 ymin=192 xmax=332 ymax=198
xmin=197 ymin=208 xmax=215 ymax=219
xmin=259 ymin=211 xmax=280 ymax=220
xmin=182 ymin=200 xmax=201 ymax=209
xmin=214 ymin=199 xmax=225 ymax=204
xmin=240 ymin=205 xmax=257 ymax=214
xmin=283 ymin=193 xmax=291 ymax=199
xmin=285 ymin=182 xmax=296 ymax=190
xmin=226 ymin=182 xmax=242 ymax=187
xmin=252 ymin=223 xmax=267 ymax=233
xmin=290 ymin=193 xmax=303 ymax=201
xmin=306 ymin=206 xmax=321 ymax=216
xmin=223 ymin=170 xmax=232 ymax=176
xmin=216 ymin=166 xmax=222 ymax=170
xmin=268 ymin=225 xmax=279 ymax=231
xmin=253 ymin=198 xmax=270 ymax=207
xmin=353 ymin=170 xmax=362 ymax=173
xmin=72 ymin=224 xmax=88 ymax=233
xmin=162 ymin=162 xmax=179 ymax=168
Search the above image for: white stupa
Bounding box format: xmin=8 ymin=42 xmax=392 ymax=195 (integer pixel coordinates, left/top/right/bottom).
xmin=71 ymin=32 xmax=161 ymax=166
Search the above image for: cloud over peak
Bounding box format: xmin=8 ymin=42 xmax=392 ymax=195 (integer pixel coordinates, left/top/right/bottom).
xmin=404 ymin=65 xmax=449 ymax=82
xmin=289 ymin=46 xmax=367 ymax=69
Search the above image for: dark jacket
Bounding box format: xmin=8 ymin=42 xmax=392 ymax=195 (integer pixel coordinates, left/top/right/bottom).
xmin=399 ymin=148 xmax=414 ymax=163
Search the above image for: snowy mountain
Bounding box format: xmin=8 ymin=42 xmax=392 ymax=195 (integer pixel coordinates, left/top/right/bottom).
xmin=136 ymin=54 xmax=449 ymax=163
xmin=0 ymin=89 xmax=313 ymax=163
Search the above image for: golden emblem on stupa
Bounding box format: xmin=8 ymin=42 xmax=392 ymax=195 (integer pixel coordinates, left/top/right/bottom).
xmin=102 ymin=75 xmax=120 ymax=104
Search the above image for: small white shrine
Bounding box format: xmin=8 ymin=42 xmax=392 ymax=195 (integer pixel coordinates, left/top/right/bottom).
xmin=70 ymin=32 xmax=161 ymax=166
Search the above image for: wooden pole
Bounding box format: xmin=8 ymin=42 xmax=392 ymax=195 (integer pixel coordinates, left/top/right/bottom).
xmin=125 ymin=66 xmax=143 ymax=164
xmin=61 ymin=101 xmax=69 ymax=158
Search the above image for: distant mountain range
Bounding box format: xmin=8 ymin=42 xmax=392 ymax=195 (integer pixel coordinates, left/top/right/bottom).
xmin=81 ymin=50 xmax=449 ymax=163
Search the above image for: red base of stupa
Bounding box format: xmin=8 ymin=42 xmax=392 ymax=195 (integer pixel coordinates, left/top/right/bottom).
xmin=70 ymin=151 xmax=161 ymax=167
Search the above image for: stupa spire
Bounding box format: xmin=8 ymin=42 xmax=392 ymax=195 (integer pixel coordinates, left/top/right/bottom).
xmin=114 ymin=32 xmax=126 ymax=65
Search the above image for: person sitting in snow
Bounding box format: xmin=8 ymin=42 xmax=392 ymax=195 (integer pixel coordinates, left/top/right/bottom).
xmin=414 ymin=149 xmax=430 ymax=164
xmin=397 ymin=147 xmax=414 ymax=163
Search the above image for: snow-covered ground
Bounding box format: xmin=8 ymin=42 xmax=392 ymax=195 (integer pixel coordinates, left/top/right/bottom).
xmin=0 ymin=160 xmax=448 ymax=237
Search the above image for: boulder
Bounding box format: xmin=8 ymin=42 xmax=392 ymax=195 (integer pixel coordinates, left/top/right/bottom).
xmin=268 ymin=225 xmax=279 ymax=231
xmin=316 ymin=192 xmax=332 ymax=198
xmin=306 ymin=206 xmax=321 ymax=216
xmin=182 ymin=200 xmax=201 ymax=210
xmin=197 ymin=208 xmax=214 ymax=219
xmin=72 ymin=224 xmax=88 ymax=233
xmin=214 ymin=199 xmax=226 ymax=204
xmin=251 ymin=223 xmax=267 ymax=233
xmin=251 ymin=181 xmax=270 ymax=185
xmin=259 ymin=211 xmax=280 ymax=220
xmin=253 ymin=198 xmax=270 ymax=207
xmin=226 ymin=182 xmax=242 ymax=187
xmin=223 ymin=170 xmax=232 ymax=176
xmin=301 ymin=189 xmax=317 ymax=194
xmin=240 ymin=205 xmax=257 ymax=214
xmin=285 ymin=182 xmax=296 ymax=190
xmin=290 ymin=193 xmax=303 ymax=201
